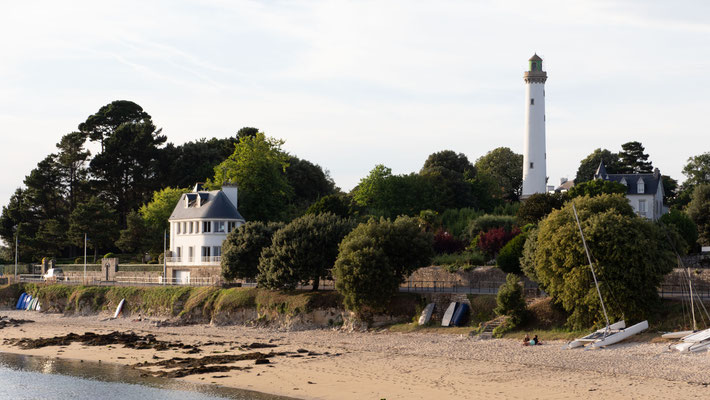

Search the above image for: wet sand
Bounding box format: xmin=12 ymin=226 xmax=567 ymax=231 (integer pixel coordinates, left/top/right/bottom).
xmin=1 ymin=310 xmax=709 ymax=399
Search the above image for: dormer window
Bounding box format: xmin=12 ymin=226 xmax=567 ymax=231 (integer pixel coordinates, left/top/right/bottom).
xmin=620 ymin=178 xmax=627 ymax=186
xmin=637 ymin=179 xmax=645 ymax=194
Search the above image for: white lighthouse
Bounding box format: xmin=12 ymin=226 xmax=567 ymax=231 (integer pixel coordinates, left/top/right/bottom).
xmin=521 ymin=53 xmax=547 ymax=198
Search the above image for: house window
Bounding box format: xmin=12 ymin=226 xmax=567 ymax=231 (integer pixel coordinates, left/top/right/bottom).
xmin=182 ymin=222 xmax=186 ymax=234
xmin=213 ymin=246 xmax=222 ymax=257
xmin=228 ymin=221 xmax=237 ymax=232
xmin=202 ymin=246 xmax=211 ymax=258
xmin=639 ymin=200 xmax=647 ymax=216
xmin=176 ymin=247 xmax=182 ymax=259
xmin=530 ymin=98 xmax=534 ymax=105
xmin=189 ymin=222 xmax=193 ymax=234
xmin=637 ymin=180 xmax=645 ymax=194
xmin=188 ymin=246 xmax=194 ymax=262
xmin=176 ymin=223 xmax=181 ymax=235
xmin=203 ymin=221 xmax=211 ymax=233
xmin=530 ymin=162 xmax=534 ymax=169
xmin=215 ymin=221 xmax=225 ymax=233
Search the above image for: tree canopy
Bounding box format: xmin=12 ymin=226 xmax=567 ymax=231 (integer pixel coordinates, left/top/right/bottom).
xmin=575 ymin=148 xmax=620 ymax=184
xmin=474 ymin=147 xmax=523 ymax=201
xmin=617 ymin=141 xmax=653 ymax=174
xmin=524 ymin=195 xmax=675 ymax=329
xmin=258 ymin=213 xmax=355 ymax=290
xmin=209 ymin=133 xmax=292 ymax=222
xmin=221 ymin=221 xmax=284 ymax=281
xmin=567 ymin=179 xmax=627 ymax=198
xmin=516 ymin=192 xmax=567 ymax=225
xmin=687 ymin=184 xmax=710 ymax=246
xmin=333 ymin=216 xmax=434 ymax=313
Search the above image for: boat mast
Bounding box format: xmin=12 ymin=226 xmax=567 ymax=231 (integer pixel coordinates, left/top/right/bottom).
xmin=686 ymin=262 xmax=697 ymax=331
xmin=572 ymin=204 xmax=612 ymax=334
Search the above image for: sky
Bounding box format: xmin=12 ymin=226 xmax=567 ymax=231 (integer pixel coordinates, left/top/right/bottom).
xmin=1 ymin=0 xmax=709 ymax=212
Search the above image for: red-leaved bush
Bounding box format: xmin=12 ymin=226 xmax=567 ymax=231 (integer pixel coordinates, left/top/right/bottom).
xmin=476 ymin=227 xmax=521 ymax=258
xmin=433 ymin=229 xmax=467 ymax=254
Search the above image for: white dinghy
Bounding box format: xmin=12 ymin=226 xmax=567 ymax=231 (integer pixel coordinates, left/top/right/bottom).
xmin=566 ymin=204 xmax=648 ymax=350
xmin=671 ymin=329 xmax=710 ymax=353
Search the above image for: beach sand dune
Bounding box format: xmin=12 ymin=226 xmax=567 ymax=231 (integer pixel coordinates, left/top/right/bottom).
xmin=1 ymin=310 xmax=708 ymax=399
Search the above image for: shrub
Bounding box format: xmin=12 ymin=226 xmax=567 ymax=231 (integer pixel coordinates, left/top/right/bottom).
xmin=221 ymin=221 xmax=284 ymax=281
xmin=476 ymin=227 xmax=520 ymax=258
xmin=659 ymin=209 xmax=698 ymax=254
xmin=494 ymin=273 xmax=527 ymax=327
xmin=531 ymin=194 xmax=675 ymax=329
xmin=74 ymin=257 xmax=83 ymax=264
xmin=258 ymin=213 xmax=355 ymax=290
xmin=465 ymin=214 xmax=516 ymax=240
xmin=496 ymin=233 xmax=527 ymax=274
xmin=516 ymin=192 xmax=567 ymax=225
xmin=103 ymin=252 xmax=115 ymax=259
xmin=333 ymin=216 xmax=433 ymax=313
xmin=433 ymin=229 xmax=467 ymax=254
xmin=440 ymin=208 xmax=483 ymax=238
xmin=433 ymin=252 xmax=484 ymax=272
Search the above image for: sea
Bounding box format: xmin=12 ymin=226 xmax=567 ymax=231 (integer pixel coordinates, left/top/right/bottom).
xmin=0 ymin=352 xmax=295 ymax=400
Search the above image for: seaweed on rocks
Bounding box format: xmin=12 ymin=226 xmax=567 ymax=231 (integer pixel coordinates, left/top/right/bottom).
xmin=0 ymin=316 xmax=33 ymax=330
xmin=6 ymin=331 xmax=195 ymax=351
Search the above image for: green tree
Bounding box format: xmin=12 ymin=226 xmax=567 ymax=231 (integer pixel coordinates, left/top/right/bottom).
xmin=353 ymin=165 xmax=436 ymax=218
xmin=527 ymin=195 xmax=675 ymax=328
xmin=575 ymin=148 xmax=620 ymax=184
xmin=159 ymin=137 xmax=239 ymax=189
xmin=567 ymin=179 xmax=627 ymax=198
xmin=285 ymin=157 xmax=336 ymax=212
xmin=88 ymin=110 xmax=167 ymax=226
xmin=421 ymin=150 xmax=476 ymax=177
xmin=686 ymin=184 xmax=710 ymax=246
xmin=236 ymin=127 xmax=259 ymax=141
xmin=516 ymin=192 xmax=567 ymax=225
xmin=662 ymin=175 xmax=679 ymax=207
xmin=79 ymin=100 xmax=151 ymax=153
xmin=496 ymin=233 xmax=526 ymax=275
xmin=221 ymin=221 xmax=284 ymax=281
xmin=68 ymin=197 xmax=118 ymax=261
xmin=305 ymin=194 xmax=353 ymax=218
xmin=115 ymin=211 xmax=148 ymax=254
xmin=333 ymin=216 xmax=434 ymax=312
xmin=466 ymin=214 xmax=516 ymax=240
xmin=659 ymin=209 xmax=698 ymax=254
xmin=617 ymin=141 xmax=653 ymax=174
xmin=55 ymin=131 xmax=91 ymax=212
xmin=475 ymin=147 xmax=523 ymax=201
xmin=209 ymin=133 xmax=292 ymax=222
xmin=682 ymin=152 xmax=710 ymax=189
xmin=494 ymin=273 xmax=528 ymax=327
xmin=0 ymin=189 xmax=38 ymax=261
xmin=258 ymin=213 xmax=355 ymax=290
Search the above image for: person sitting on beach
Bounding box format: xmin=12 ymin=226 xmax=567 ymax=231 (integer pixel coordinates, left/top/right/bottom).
xmin=532 ymin=335 xmax=541 ymax=345
xmin=528 ymin=336 xmax=536 ymax=346
xmin=523 ymin=334 xmax=530 ymax=346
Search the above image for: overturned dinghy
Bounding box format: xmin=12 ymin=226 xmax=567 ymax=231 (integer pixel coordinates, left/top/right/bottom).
xmin=670 ymin=329 xmax=710 ymax=353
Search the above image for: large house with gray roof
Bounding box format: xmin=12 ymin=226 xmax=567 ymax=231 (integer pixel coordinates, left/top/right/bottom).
xmin=166 ymin=183 xmax=245 ymax=283
xmin=594 ymin=162 xmax=667 ymax=220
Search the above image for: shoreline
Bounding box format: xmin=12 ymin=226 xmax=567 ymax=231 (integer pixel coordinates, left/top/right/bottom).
xmin=1 ymin=310 xmax=710 ymax=399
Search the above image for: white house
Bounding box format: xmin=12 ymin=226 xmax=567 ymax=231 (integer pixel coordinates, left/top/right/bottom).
xmin=594 ymin=162 xmax=667 ymax=220
xmin=166 ymin=183 xmax=245 ymax=282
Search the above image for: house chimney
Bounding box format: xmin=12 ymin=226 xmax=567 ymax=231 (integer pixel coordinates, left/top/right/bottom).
xmin=222 ymin=183 xmax=239 ymax=211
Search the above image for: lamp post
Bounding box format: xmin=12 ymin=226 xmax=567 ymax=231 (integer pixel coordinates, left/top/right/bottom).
xmin=14 ymin=225 xmax=19 ymax=278
xmin=83 ymin=233 xmax=87 ymax=283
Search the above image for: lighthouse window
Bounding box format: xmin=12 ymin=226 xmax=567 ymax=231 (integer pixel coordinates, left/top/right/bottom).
xmin=530 ymin=162 xmax=534 ymax=169
xmin=530 ymin=99 xmax=534 ymax=105
xmin=531 ymin=62 xmax=537 ymax=71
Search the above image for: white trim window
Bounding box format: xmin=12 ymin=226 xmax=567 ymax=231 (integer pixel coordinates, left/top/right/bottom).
xmin=637 ymin=179 xmax=645 ymax=194
xmin=638 ymin=199 xmax=647 ymax=216
xmin=203 ymin=221 xmax=211 ymax=233
xmin=215 ymin=221 xmax=226 ymax=233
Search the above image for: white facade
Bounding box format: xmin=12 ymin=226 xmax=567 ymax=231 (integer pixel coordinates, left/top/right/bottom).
xmin=166 ymin=184 xmax=245 ymax=266
xmin=522 ymin=54 xmax=548 ymax=198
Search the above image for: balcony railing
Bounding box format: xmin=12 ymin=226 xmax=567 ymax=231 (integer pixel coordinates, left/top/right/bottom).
xmin=165 ymin=256 xmax=221 ymax=265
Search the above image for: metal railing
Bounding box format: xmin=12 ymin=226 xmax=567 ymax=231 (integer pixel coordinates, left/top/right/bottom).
xmin=399 ymin=280 xmax=543 ymax=297
xmin=165 ymin=256 xmax=221 ymax=265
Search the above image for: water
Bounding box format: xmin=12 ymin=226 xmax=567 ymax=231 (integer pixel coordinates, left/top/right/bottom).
xmin=0 ymin=352 xmax=296 ymax=400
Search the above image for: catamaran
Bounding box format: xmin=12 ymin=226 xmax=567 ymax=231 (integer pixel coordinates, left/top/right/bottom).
xmin=566 ymin=204 xmax=648 ymax=350
xmin=660 ymin=254 xmax=710 ymax=352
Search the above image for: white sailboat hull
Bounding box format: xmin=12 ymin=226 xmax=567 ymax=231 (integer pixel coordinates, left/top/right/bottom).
xmin=670 ymin=327 xmax=710 ymax=352
xmin=661 ymin=330 xmax=695 ymax=339
xmin=567 ymin=321 xmax=626 ymax=349
xmin=589 ymin=320 xmax=648 ymax=349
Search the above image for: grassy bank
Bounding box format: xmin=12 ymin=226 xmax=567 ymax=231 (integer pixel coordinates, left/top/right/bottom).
xmin=0 ymin=283 xmax=421 ymax=326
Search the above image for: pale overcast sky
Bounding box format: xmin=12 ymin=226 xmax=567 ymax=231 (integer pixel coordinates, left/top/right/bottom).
xmin=1 ymin=0 xmax=709 ymax=211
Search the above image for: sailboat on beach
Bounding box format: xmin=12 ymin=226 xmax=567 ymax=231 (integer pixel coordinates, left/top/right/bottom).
xmin=661 ymin=255 xmax=710 ymax=352
xmin=566 ymin=204 xmax=648 ymax=350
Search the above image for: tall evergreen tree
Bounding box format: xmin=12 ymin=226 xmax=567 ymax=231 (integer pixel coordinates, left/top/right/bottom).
xmin=617 ymin=141 xmax=653 ymax=174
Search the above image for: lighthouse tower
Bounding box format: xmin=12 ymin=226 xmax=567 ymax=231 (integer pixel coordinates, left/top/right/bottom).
xmin=521 ymin=53 xmax=547 ymax=198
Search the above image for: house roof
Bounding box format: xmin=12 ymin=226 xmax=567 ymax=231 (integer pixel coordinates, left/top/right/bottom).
xmin=594 ymin=161 xmax=608 ymax=179
xmin=169 ymin=190 xmax=244 ymax=221
xmin=604 ymin=173 xmax=661 ymax=195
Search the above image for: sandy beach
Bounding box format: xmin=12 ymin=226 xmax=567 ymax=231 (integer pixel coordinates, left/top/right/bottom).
xmin=0 ymin=310 xmax=709 ymax=400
